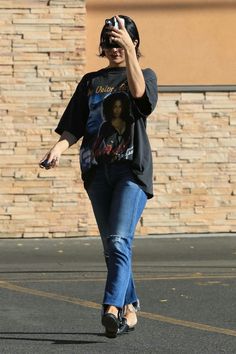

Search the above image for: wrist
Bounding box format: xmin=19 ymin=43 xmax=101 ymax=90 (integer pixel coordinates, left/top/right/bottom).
xmin=124 ymin=44 xmax=137 ymax=57
xmin=52 ymin=140 xmax=68 ymax=155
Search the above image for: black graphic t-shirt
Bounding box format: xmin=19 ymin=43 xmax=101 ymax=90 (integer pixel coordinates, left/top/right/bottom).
xmin=55 ymin=67 xmax=158 ymax=198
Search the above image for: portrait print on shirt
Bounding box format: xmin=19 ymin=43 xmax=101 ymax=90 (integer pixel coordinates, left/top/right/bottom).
xmin=80 ymin=88 xmax=134 ymax=172
xmin=93 ymin=92 xmax=134 ymax=163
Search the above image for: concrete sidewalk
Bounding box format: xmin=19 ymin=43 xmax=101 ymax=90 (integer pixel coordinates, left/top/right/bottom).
xmin=0 ymin=235 xmax=236 ymax=353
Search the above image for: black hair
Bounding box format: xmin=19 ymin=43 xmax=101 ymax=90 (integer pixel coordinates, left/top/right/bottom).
xmin=103 ymin=92 xmax=131 ymax=122
xmin=99 ymin=15 xmax=141 ymax=59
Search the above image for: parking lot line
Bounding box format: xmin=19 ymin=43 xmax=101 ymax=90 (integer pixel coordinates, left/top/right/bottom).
xmin=1 ymin=280 xmax=236 ymax=338
xmin=138 ymin=311 xmax=236 ymax=337
xmin=1 ymin=272 xmax=236 ymax=283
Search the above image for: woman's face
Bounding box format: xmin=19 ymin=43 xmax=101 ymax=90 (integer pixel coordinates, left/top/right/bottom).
xmin=112 ymin=100 xmax=122 ymax=118
xmin=104 ymin=47 xmax=126 ymax=67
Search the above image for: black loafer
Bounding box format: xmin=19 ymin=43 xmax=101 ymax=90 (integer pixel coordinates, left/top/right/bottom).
xmin=117 ymin=318 xmax=135 ymax=335
xmin=102 ymin=313 xmax=120 ymax=338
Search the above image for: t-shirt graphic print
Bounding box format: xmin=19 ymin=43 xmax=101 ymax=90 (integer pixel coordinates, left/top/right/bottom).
xmin=92 ymin=92 xmax=134 ymax=163
xmin=80 ymin=79 xmax=134 ymax=172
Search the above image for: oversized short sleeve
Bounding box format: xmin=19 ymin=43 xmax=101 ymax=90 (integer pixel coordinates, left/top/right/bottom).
xmin=132 ymin=68 xmax=158 ymax=117
xmin=55 ymin=74 xmax=89 ymax=140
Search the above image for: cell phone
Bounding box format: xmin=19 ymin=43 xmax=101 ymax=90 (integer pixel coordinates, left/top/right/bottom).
xmin=115 ymin=17 xmax=125 ymax=29
xmin=105 ymin=17 xmax=125 ymax=30
xmin=39 ymin=159 xmax=51 ymax=169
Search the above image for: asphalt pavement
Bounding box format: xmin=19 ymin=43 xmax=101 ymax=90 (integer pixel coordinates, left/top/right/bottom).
xmin=0 ymin=234 xmax=236 ymax=354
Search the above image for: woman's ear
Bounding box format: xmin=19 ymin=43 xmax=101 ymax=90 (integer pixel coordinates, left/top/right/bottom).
xmin=133 ymin=40 xmax=138 ymax=47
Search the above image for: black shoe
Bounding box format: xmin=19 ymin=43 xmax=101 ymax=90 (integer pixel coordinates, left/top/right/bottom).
xmin=102 ymin=313 xmax=121 ymax=338
xmin=117 ymin=318 xmax=135 ymax=335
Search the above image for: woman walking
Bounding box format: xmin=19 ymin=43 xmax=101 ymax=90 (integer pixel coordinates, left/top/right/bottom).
xmin=40 ymin=15 xmax=158 ymax=338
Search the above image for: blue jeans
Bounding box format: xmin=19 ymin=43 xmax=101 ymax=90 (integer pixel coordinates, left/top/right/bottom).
xmin=85 ymin=162 xmax=147 ymax=309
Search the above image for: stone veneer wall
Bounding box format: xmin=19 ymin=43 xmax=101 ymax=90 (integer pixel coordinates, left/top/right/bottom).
xmin=146 ymin=91 xmax=236 ymax=235
xmin=0 ymin=1 xmax=236 ymax=238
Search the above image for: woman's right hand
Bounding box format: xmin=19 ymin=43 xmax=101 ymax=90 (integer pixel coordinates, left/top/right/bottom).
xmin=39 ymin=146 xmax=61 ymax=169
xmin=39 ymin=131 xmax=78 ymax=169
